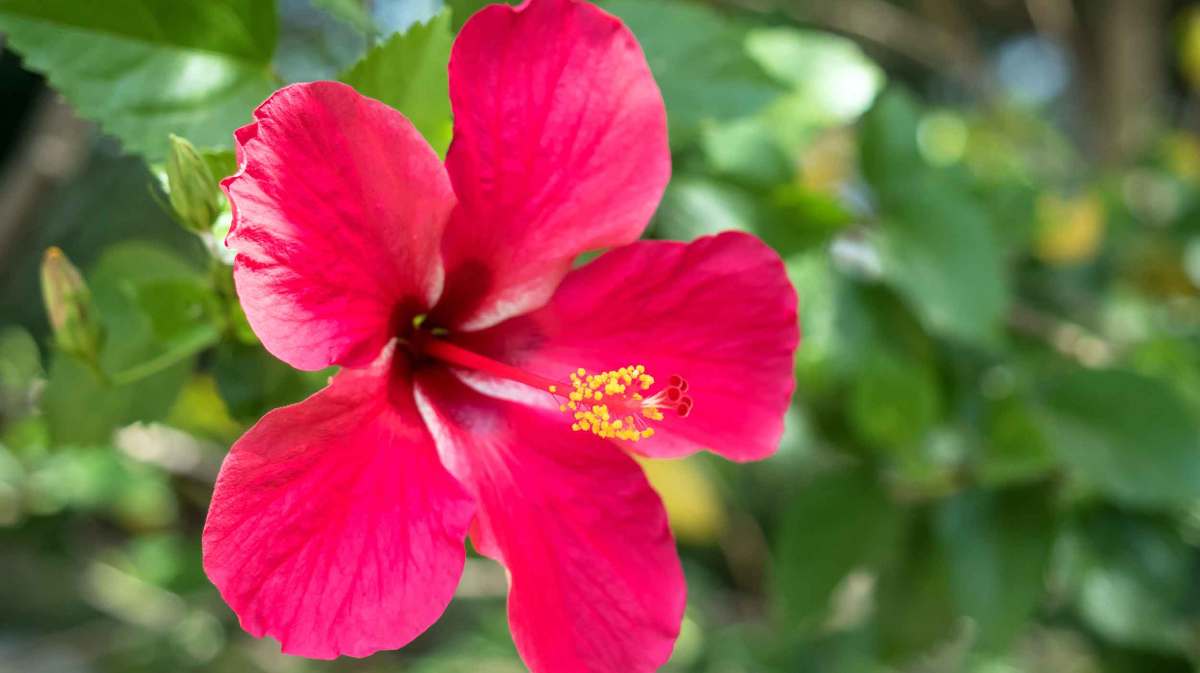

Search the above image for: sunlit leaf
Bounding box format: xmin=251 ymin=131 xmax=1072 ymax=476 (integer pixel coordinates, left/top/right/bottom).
xmin=0 ymin=0 xmax=279 ymax=160
xmin=702 ymin=116 xmax=795 ymax=187
xmin=746 ymin=27 xmax=883 ymax=123
xmin=166 ymin=375 xmax=242 ymax=442
xmin=339 ymin=9 xmax=453 ymax=156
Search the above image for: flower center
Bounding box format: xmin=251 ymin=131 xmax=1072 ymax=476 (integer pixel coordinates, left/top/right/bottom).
xmin=418 ymin=338 xmax=692 ymax=442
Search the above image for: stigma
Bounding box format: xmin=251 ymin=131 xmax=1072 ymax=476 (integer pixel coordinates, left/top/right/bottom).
xmin=554 ymin=365 xmax=693 ymax=442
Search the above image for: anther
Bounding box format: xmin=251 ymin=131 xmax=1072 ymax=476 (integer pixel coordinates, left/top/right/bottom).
xmin=555 ymin=365 xmax=692 ymax=442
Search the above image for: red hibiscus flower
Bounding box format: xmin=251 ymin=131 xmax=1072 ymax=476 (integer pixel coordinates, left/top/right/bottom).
xmin=202 ymin=0 xmax=799 ymax=670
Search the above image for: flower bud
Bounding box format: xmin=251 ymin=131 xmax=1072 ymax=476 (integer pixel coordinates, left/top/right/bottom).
xmin=40 ymin=247 xmax=104 ymax=365
xmin=166 ymin=134 xmax=221 ymax=234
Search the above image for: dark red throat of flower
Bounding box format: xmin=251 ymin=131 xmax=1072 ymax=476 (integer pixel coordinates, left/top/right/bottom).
xmin=419 ymin=338 xmax=692 ymax=443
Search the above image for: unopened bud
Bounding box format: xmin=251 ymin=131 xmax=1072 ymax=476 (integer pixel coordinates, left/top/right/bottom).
xmin=166 ymin=134 xmax=221 ymax=234
xmin=40 ymin=247 xmax=104 ymax=364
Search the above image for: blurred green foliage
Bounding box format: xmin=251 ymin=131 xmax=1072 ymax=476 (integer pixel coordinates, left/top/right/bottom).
xmin=3 ymin=1 xmax=1200 ymax=672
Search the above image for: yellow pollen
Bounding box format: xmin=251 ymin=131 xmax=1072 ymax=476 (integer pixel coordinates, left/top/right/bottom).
xmin=555 ymin=365 xmax=689 ymax=442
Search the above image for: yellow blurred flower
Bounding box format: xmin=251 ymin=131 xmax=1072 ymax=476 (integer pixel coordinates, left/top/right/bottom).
xmin=166 ymin=375 xmax=242 ymax=441
xmin=1179 ymin=7 xmax=1200 ymax=91
xmin=799 ymin=128 xmax=855 ymax=194
xmin=1035 ymin=192 xmax=1106 ymax=265
xmin=636 ymin=455 xmax=727 ymax=544
xmin=1163 ymin=132 xmax=1200 ymax=183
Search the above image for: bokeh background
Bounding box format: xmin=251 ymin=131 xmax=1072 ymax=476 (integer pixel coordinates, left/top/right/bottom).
xmin=3 ymin=0 xmax=1200 ymax=671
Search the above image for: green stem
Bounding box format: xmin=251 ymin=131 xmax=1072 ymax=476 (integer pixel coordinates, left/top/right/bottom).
xmin=109 ymin=327 xmax=220 ymax=387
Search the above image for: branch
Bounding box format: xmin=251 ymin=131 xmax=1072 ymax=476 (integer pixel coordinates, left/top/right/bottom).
xmin=1007 ymin=303 xmax=1116 ymax=367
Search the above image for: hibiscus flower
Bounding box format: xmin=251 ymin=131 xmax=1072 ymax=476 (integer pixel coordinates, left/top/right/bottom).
xmin=202 ymin=0 xmax=799 ymax=670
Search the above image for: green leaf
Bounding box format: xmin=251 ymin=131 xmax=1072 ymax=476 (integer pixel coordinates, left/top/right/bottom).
xmin=934 ymin=485 xmax=1057 ymax=652
xmin=602 ymin=0 xmax=784 ymax=143
xmin=860 ymin=90 xmax=1009 ymax=344
xmin=704 ymin=29 xmax=882 ymax=167
xmin=133 ymin=279 xmax=220 ymax=349
xmin=339 ymin=9 xmax=453 ymax=156
xmin=859 ymin=88 xmax=923 ymax=191
xmin=41 ymin=243 xmax=206 ymax=444
xmin=213 ymin=342 xmax=329 ymax=423
xmin=654 ymin=177 xmax=758 ymax=242
xmin=201 ymin=150 xmax=238 ymax=183
xmin=768 ymin=185 xmax=853 ymax=253
xmin=0 ymin=327 xmax=42 ymax=421
xmin=872 ymin=180 xmax=1008 ymax=345
xmin=849 ymin=349 xmax=942 ymax=456
xmin=165 ymin=374 xmax=243 ymax=442
xmin=746 ymin=27 xmax=883 ymax=124
xmin=773 ymin=466 xmax=904 ymax=632
xmin=26 ymin=445 xmax=178 ymax=527
xmin=654 ymin=177 xmax=849 ymax=255
xmin=1035 ymin=368 xmax=1200 ymax=509
xmin=0 ymin=0 xmax=279 ymax=160
xmin=977 ymin=394 xmax=1060 ymax=486
xmin=1059 ymin=512 xmax=1196 ymax=653
xmin=875 ymin=513 xmax=960 ymax=665
xmin=446 ymin=0 xmax=500 ymax=30
xmin=701 ymin=116 xmax=795 ymax=187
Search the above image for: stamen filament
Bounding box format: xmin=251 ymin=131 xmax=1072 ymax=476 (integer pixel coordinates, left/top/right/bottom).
xmin=421 ymin=338 xmax=559 ymax=391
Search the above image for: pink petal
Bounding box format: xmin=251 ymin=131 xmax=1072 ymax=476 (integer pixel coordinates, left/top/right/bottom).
xmin=463 ymin=231 xmax=799 ymax=462
xmin=202 ymin=345 xmax=475 ymax=659
xmin=436 ymin=0 xmax=670 ymax=330
xmin=415 ymin=369 xmax=685 ymax=673
xmin=223 ymin=81 xmax=455 ymax=371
